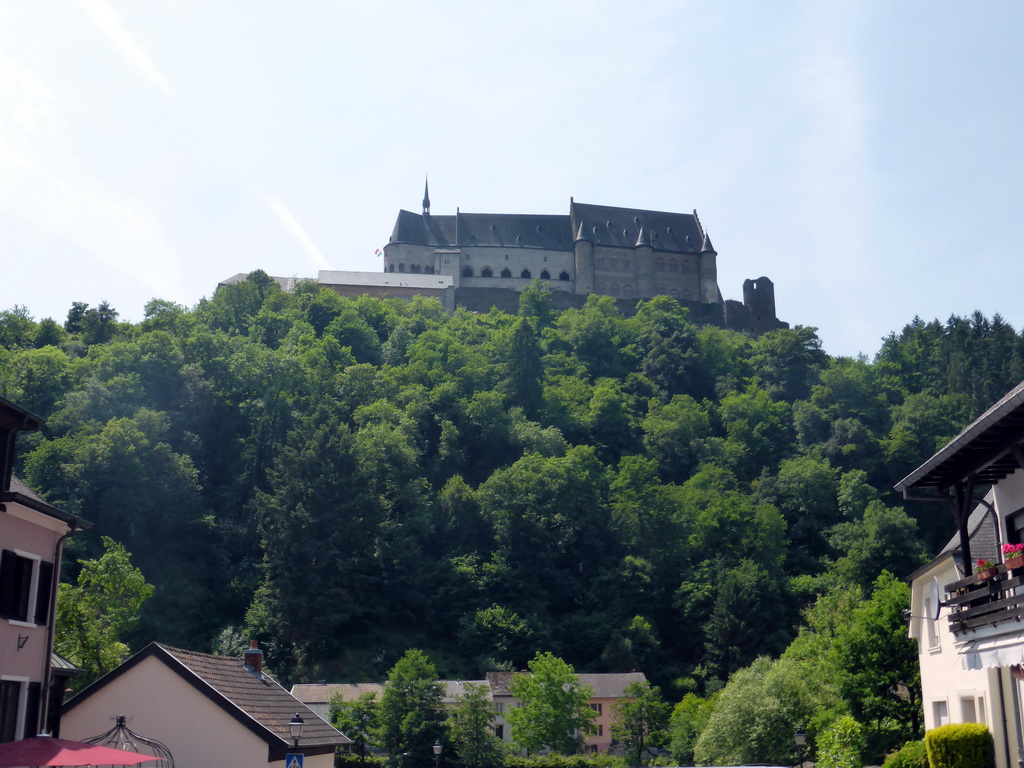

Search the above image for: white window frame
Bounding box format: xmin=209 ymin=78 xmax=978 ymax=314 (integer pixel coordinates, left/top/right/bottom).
xmin=6 ymin=550 xmax=43 ymax=628
xmin=0 ymin=675 xmax=30 ymax=741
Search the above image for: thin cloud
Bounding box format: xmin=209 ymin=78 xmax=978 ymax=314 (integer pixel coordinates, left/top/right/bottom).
xmin=76 ymin=0 xmax=175 ymax=99
xmin=264 ymin=196 xmax=331 ymax=271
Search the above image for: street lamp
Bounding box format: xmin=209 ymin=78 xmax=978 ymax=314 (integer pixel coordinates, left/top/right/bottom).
xmin=433 ymin=740 xmax=442 ymax=768
xmin=290 ymin=713 xmax=305 ymax=750
xmin=794 ymin=726 xmax=806 ymax=768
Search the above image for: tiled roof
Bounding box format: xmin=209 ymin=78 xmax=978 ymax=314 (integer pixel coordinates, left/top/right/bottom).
xmin=577 ymin=672 xmax=647 ymax=698
xmin=2 ymin=475 xmax=91 ymax=529
xmin=10 ymin=475 xmax=46 ymax=503
xmin=159 ymin=646 xmax=348 ymax=749
xmin=485 ymin=671 xmax=514 ymax=697
xmin=291 ymin=683 xmax=384 ymax=705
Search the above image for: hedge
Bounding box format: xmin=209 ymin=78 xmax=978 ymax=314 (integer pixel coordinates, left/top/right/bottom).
xmin=924 ymin=723 xmax=994 ymax=768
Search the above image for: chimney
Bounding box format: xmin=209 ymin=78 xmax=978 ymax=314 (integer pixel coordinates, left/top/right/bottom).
xmin=244 ymin=640 xmax=263 ymax=675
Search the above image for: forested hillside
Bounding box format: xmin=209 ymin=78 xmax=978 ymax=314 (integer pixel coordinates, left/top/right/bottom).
xmin=1 ymin=276 xmax=1021 ymax=699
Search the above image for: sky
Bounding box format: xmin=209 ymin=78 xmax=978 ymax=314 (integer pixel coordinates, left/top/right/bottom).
xmin=1 ymin=1 xmax=1021 ymax=359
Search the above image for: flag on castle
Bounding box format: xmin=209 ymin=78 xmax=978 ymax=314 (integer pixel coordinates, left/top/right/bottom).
xmin=374 ymin=248 xmax=382 ymax=257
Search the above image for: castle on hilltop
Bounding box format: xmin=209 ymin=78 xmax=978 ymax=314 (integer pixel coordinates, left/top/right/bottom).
xmin=222 ymin=182 xmax=787 ymax=334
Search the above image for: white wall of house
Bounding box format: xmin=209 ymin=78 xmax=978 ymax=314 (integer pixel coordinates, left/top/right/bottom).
xmin=61 ymin=656 xmax=333 ymax=768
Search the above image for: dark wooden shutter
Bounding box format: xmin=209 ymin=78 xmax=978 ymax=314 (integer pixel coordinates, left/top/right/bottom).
xmin=34 ymin=560 xmax=54 ymax=626
xmin=0 ymin=549 xmax=17 ymax=619
xmin=24 ymin=682 xmax=41 ymax=739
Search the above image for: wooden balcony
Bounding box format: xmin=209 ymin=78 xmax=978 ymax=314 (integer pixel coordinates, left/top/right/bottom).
xmin=946 ymin=563 xmax=1024 ymax=636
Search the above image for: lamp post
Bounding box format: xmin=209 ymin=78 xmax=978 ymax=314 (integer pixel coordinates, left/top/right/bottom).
xmin=433 ymin=740 xmax=442 ymax=768
xmin=290 ymin=713 xmax=305 ymax=750
xmin=794 ymin=726 xmax=806 ymax=768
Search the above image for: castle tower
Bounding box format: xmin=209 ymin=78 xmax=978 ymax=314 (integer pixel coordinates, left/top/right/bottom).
xmin=698 ymin=231 xmax=718 ymax=303
xmin=634 ymin=226 xmax=654 ymax=298
xmin=573 ymin=221 xmax=595 ymax=295
xmin=422 ymin=176 xmax=431 ymax=216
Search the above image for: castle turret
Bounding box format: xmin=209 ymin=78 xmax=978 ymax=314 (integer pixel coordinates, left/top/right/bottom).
xmin=634 ymin=226 xmax=654 ymax=298
xmin=573 ymin=221 xmax=594 ymax=295
xmin=698 ymin=231 xmax=718 ymax=303
xmin=422 ymin=176 xmax=431 ymax=216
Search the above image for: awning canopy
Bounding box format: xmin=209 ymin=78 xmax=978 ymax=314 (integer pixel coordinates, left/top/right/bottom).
xmin=962 ymin=631 xmax=1024 ymax=670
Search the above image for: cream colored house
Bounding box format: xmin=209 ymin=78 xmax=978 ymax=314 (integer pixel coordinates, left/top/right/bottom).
xmin=0 ymin=396 xmax=89 ymax=742
xmin=293 ymin=670 xmax=647 ymax=754
xmin=897 ymin=380 xmax=1024 ymax=768
xmin=61 ymin=643 xmax=349 ymax=768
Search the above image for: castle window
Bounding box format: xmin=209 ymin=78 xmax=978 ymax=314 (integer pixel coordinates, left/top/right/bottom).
xmin=670 ymin=288 xmax=680 ymax=298
xmin=597 ymin=257 xmax=606 ymax=269
xmin=559 ymin=271 xmax=570 ymax=281
xmin=655 ymin=258 xmax=665 ymax=272
xmin=463 ymin=267 xmax=473 ymax=277
xmin=521 ymin=269 xmax=531 ymax=279
xmin=668 ymin=260 xmax=678 ymax=273
xmin=540 ymin=270 xmax=551 ymax=280
xmin=482 ymin=267 xmax=493 ymax=278
xmin=610 ymin=284 xmax=620 ymax=297
xmin=624 ymin=284 xmax=634 ymax=297
xmin=411 ymin=264 xmax=422 ymax=274
xmin=622 ymin=259 xmax=632 ymax=270
xmin=681 ymin=260 xmax=691 ymax=274
xmin=505 ymin=254 xmax=509 ymax=260
xmin=596 ymin=283 xmax=606 ymax=294
xmin=500 ymin=268 xmax=512 ymax=278
xmin=425 ymin=266 xmax=435 ymax=274
xmin=398 ymin=263 xmax=406 ymax=273
xmin=388 ymin=264 xmax=395 ymax=273
xmin=682 ymin=289 xmax=693 ymax=300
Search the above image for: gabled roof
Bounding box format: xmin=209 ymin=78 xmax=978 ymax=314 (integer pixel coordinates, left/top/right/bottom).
xmin=1 ymin=475 xmax=91 ymax=529
xmin=895 ymin=379 xmax=1024 ymax=493
xmin=577 ymin=672 xmax=647 ymax=698
xmin=65 ymin=644 xmax=348 ymax=751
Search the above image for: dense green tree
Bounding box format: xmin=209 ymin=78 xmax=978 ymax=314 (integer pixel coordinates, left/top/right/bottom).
xmin=507 ymin=652 xmax=595 ymax=755
xmin=55 ymin=537 xmax=154 ymax=688
xmin=668 ymin=693 xmax=717 ymax=766
xmin=610 ymin=680 xmax=671 ymax=766
xmin=447 ymin=682 xmax=505 ymax=768
xmin=330 ymin=691 xmax=381 ymax=764
xmin=378 ymin=650 xmax=446 ymax=768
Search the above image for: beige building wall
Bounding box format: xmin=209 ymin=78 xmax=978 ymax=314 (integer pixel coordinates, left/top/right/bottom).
xmin=0 ymin=502 xmax=67 ymax=739
xmin=61 ymin=657 xmax=334 ymax=768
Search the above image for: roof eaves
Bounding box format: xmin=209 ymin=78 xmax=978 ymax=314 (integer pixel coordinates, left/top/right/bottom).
xmin=895 ymin=379 xmax=1024 ymax=493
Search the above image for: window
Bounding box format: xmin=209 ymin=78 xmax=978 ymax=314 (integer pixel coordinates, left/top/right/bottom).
xmin=655 ymin=258 xmax=665 ymax=272
xmin=388 ymin=264 xmax=395 ymax=273
xmin=0 ymin=550 xmax=53 ymax=625
xmin=597 ymin=725 xmax=603 ymax=737
xmin=596 ymin=257 xmax=606 ymax=269
xmin=398 ymin=263 xmax=406 ymax=273
xmin=932 ymin=700 xmax=949 ymax=727
xmin=623 ymin=284 xmax=634 ymax=297
xmin=610 ymin=284 xmax=620 ymax=297
xmin=0 ymin=678 xmax=33 ymax=742
xmin=495 ymin=703 xmax=504 ymax=714
xmin=682 ymin=289 xmax=693 ymax=301
xmin=411 ymin=264 xmax=422 ymax=274
xmin=596 ymin=283 xmax=606 ymax=294
xmin=590 ymin=703 xmax=603 ymax=715
xmin=540 ymin=270 xmax=550 ymax=280
xmin=961 ymin=697 xmax=977 ymax=723
xmin=681 ymin=259 xmax=691 ymax=274
xmin=668 ymin=259 xmax=678 ymax=273
xmin=500 ymin=268 xmax=512 ymax=278
xmin=495 ymin=724 xmax=504 ymax=740
xmin=425 ymin=266 xmax=435 ymax=275
xmin=521 ymin=269 xmax=531 ymax=279
xmin=669 ymin=288 xmax=680 ymax=298
xmin=462 ymin=267 xmax=473 ymax=277
xmin=559 ymin=271 xmax=570 ymax=281
xmin=482 ymin=268 xmax=493 ymax=278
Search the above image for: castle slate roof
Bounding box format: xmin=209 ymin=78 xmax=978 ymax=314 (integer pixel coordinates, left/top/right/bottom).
xmin=389 ymin=201 xmax=707 ymax=255
xmin=65 ymin=644 xmax=349 ymax=751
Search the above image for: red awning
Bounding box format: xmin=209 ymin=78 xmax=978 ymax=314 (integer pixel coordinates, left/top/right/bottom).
xmin=0 ymin=735 xmax=161 ymax=767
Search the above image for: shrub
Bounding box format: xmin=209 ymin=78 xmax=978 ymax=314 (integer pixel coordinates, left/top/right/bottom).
xmin=883 ymin=740 xmax=928 ymax=768
xmin=817 ymin=715 xmax=865 ymax=768
xmin=924 ymin=723 xmax=994 ymax=768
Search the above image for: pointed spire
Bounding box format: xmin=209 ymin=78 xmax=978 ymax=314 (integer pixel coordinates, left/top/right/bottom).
xmin=422 ymin=176 xmax=430 ymax=216
xmin=701 ymin=231 xmax=716 ymax=254
xmin=575 ymin=220 xmax=589 ymax=242
xmin=635 ymin=226 xmax=650 ymax=247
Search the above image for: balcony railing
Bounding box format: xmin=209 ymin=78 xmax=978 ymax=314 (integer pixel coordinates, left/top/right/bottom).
xmin=945 ymin=563 xmax=1024 ymax=636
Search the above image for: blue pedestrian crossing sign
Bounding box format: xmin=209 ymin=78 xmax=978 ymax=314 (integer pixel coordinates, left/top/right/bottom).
xmin=286 ymin=753 xmax=304 ymax=768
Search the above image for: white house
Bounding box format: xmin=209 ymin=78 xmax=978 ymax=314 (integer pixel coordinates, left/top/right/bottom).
xmin=897 ymin=380 xmax=1024 ymax=768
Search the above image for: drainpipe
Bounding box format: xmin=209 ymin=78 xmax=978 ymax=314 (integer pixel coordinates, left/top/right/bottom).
xmin=39 ymin=527 xmax=77 ymax=736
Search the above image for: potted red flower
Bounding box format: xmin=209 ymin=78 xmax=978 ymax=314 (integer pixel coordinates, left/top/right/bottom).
xmin=977 ymin=558 xmax=999 ymax=580
xmin=1004 ymin=543 xmax=1024 ymax=570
